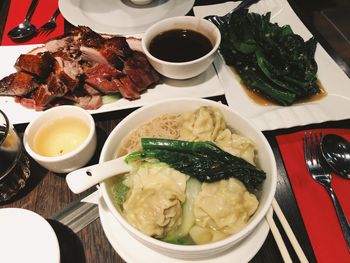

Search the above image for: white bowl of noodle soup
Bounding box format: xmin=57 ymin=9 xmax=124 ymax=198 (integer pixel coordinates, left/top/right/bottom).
xmin=99 ymin=98 xmax=277 ymax=259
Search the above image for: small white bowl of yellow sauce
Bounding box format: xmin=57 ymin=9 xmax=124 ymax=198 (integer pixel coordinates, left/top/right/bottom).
xmin=24 ymin=106 xmax=96 ymax=173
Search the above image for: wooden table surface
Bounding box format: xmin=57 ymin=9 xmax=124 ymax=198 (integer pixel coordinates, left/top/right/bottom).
xmin=0 ymin=1 xmax=349 ymax=262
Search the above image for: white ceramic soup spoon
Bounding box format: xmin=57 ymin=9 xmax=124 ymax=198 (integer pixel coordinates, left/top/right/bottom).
xmin=66 ymin=156 xmax=130 ymax=194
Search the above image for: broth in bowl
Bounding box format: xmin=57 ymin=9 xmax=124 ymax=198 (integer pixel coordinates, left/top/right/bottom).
xmin=108 ymin=107 xmax=264 ymax=245
xmin=99 ymin=98 xmax=276 ymax=259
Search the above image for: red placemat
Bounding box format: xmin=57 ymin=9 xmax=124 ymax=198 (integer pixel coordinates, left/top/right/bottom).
xmin=2 ymin=0 xmax=64 ymax=45
xmin=276 ymin=128 xmax=350 ymax=263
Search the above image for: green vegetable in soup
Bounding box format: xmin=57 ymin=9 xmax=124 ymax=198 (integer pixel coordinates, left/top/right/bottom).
xmin=125 ymin=138 xmax=266 ymax=190
xmin=113 ymin=177 xmax=129 ymax=206
xmin=164 ymin=177 xmax=202 ymax=245
xmin=219 ymin=9 xmax=320 ymax=105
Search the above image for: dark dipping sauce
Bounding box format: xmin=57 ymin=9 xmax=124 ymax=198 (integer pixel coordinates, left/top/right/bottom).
xmin=149 ymin=29 xmax=213 ymax=63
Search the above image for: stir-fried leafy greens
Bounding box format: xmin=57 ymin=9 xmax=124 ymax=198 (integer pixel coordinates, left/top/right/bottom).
xmin=125 ymin=138 xmax=266 ymax=190
xmin=219 ymin=9 xmax=320 ymax=105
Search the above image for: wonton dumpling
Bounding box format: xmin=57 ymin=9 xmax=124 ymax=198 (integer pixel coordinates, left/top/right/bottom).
xmin=123 ymin=165 xmax=188 ymax=238
xmin=180 ymin=106 xmax=226 ymax=141
xmin=179 ymin=106 xmax=256 ymax=164
xmin=215 ymin=132 xmax=256 ymax=165
xmin=190 ymin=178 xmax=258 ymax=243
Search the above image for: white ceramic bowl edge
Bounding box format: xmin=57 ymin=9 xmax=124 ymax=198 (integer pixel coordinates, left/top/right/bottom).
xmin=24 ymin=106 xmax=96 ymax=173
xmin=142 ymin=16 xmax=221 ymax=80
xmin=99 ymin=98 xmax=277 ymax=259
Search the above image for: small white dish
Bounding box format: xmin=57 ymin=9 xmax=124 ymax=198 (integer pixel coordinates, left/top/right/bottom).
xmin=99 ymin=197 xmax=270 ymax=262
xmin=0 ymin=208 xmax=60 ymax=263
xmin=142 ymin=16 xmax=221 ymax=79
xmin=24 ymin=105 xmax=96 ymax=173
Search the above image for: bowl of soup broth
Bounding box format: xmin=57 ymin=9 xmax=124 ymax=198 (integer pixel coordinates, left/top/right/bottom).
xmin=24 ymin=106 xmax=96 ymax=173
xmin=99 ymin=98 xmax=277 ymax=259
xmin=142 ymin=16 xmax=221 ymax=79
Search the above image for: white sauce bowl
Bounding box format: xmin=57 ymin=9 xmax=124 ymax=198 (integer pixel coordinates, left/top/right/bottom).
xmin=142 ymin=16 xmax=221 ymax=80
xmin=24 ymin=106 xmax=96 ymax=173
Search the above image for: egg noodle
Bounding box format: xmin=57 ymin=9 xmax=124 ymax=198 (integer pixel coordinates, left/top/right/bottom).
xmin=117 ymin=113 xmax=182 ymax=156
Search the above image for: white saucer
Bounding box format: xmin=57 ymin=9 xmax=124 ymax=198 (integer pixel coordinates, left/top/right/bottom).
xmin=59 ymin=0 xmax=195 ymax=35
xmin=99 ymin=198 xmax=270 ymax=263
xmin=0 ymin=208 xmax=60 ymax=263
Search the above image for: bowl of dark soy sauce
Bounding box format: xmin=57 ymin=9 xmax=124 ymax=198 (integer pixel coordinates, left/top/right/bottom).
xmin=142 ymin=16 xmax=221 ymax=80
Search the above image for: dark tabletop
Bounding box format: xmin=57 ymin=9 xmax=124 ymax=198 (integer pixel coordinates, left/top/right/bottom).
xmin=0 ymin=1 xmax=349 ymax=262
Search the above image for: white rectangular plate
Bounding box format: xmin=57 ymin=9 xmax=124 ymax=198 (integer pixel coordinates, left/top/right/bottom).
xmin=0 ymin=45 xmax=224 ymax=125
xmin=195 ymin=0 xmax=350 ymax=131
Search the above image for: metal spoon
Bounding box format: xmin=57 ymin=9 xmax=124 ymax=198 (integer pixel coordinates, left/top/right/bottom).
xmin=204 ymin=0 xmax=260 ymax=27
xmin=321 ymin=134 xmax=350 ymax=179
xmin=7 ymin=0 xmax=38 ymax=40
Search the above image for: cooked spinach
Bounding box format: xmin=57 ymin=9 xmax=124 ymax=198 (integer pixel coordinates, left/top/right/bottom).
xmin=219 ymin=9 xmax=320 ymax=105
xmin=125 ymin=138 xmax=266 ymax=190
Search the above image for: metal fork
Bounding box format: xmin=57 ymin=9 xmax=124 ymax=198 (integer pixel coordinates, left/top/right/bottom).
xmin=38 ymin=8 xmax=60 ymax=36
xmin=303 ymin=132 xmax=350 ymax=250
xmin=204 ymin=0 xmax=260 ymax=27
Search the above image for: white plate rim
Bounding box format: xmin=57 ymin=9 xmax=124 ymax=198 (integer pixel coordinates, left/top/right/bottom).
xmin=58 ymin=0 xmax=195 ymax=35
xmin=0 ymin=208 xmax=60 ymax=263
xmin=0 ymin=44 xmax=224 ymax=125
xmin=98 ymin=197 xmax=270 ymax=263
xmin=197 ymin=0 xmax=350 ymax=131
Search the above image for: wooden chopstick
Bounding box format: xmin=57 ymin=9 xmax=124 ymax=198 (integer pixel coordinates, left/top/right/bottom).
xmin=266 ymin=206 xmax=293 ymax=262
xmin=271 ymin=198 xmax=309 ymax=263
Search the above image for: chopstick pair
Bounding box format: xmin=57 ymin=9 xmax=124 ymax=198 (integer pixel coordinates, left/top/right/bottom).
xmin=265 ymin=198 xmax=309 ymax=263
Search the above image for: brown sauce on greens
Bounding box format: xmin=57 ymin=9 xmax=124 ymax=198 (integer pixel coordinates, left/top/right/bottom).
xmin=229 ymin=68 xmax=327 ymax=106
xmin=241 ymin=80 xmax=327 ymax=106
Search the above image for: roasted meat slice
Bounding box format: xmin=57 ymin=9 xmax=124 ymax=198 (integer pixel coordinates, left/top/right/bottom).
xmin=0 ymin=72 xmax=38 ymax=96
xmin=16 ymin=84 xmax=56 ymax=111
xmin=44 ymin=26 xmax=97 ymax=58
xmin=46 ymin=73 xmax=69 ymax=97
xmin=54 ymin=56 xmax=83 ymax=91
xmin=123 ymin=52 xmax=160 ymax=91
xmin=102 ymin=36 xmax=132 ymax=59
xmin=85 ymin=77 xmax=120 ymax=94
xmin=83 ymin=83 xmax=101 ymax=96
xmin=0 ymin=74 xmax=16 ymax=95
xmin=64 ymin=94 xmax=103 ymax=110
xmin=84 ymin=63 xmax=122 ymax=79
xmin=116 ymin=76 xmax=140 ymax=100
xmin=83 ymin=63 xmax=124 ymax=94
xmin=15 ymin=52 xmax=55 ymax=79
xmin=80 ymin=46 xmax=110 ymax=65
xmin=0 ymin=26 xmax=161 ymax=111
xmin=81 ymin=36 xmax=131 ymax=69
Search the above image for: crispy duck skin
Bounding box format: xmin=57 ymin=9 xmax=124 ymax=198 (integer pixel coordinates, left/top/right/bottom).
xmin=15 ymin=52 xmax=55 ymax=79
xmin=0 ymin=26 xmax=161 ymax=110
xmin=15 ymin=84 xmax=56 ymax=111
xmin=0 ymin=74 xmax=15 ymax=95
xmin=0 ymin=72 xmax=39 ymax=96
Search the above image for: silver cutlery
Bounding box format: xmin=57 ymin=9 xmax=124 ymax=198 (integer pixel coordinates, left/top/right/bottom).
xmin=321 ymin=134 xmax=350 ymax=179
xmin=7 ymin=0 xmax=38 ymax=40
xmin=204 ymin=0 xmax=260 ymax=27
xmin=38 ymin=8 xmax=60 ymax=36
xmin=303 ymin=132 xmax=350 ymax=250
xmin=50 ymin=190 xmax=99 ymax=233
